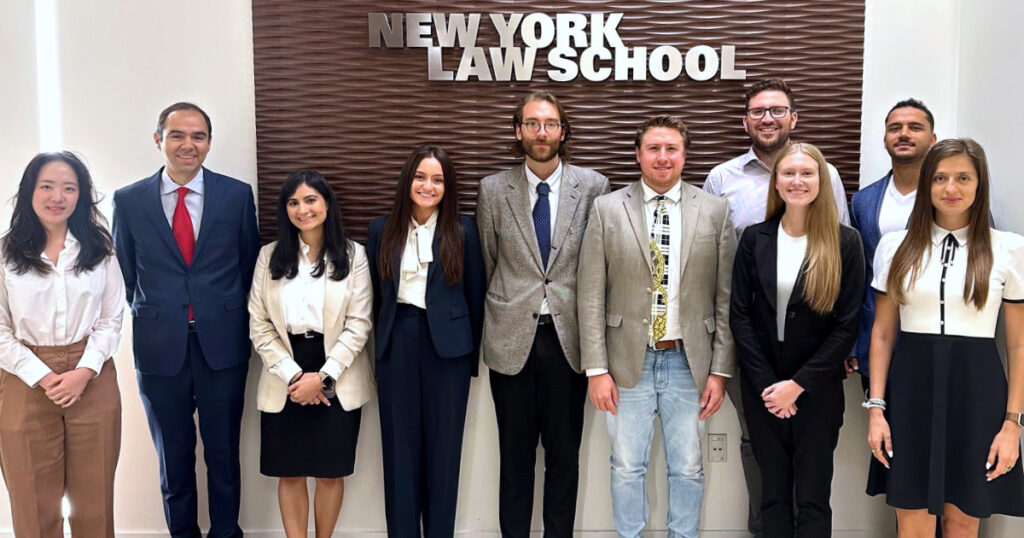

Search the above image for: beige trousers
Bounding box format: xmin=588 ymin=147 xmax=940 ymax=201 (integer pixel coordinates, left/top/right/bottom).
xmin=0 ymin=338 xmax=121 ymax=537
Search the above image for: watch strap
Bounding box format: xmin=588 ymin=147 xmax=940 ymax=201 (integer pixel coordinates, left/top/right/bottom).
xmin=1007 ymin=412 xmax=1024 ymax=428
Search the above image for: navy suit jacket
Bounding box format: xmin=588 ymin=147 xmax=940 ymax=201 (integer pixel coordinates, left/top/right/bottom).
xmin=112 ymin=168 xmax=261 ymax=376
xmin=366 ymin=215 xmax=486 ymax=375
xmin=849 ymin=172 xmax=891 ymax=377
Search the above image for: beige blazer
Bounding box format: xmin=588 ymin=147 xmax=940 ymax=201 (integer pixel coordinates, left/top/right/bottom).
xmin=476 ymin=163 xmax=610 ymax=375
xmin=248 ymin=240 xmax=374 ymax=412
xmin=577 ymin=181 xmax=736 ymax=392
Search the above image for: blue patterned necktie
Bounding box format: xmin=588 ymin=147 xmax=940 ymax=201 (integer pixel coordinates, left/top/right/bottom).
xmin=534 ymin=182 xmax=551 ymax=269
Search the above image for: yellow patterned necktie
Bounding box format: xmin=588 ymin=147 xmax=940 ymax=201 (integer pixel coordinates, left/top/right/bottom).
xmin=649 ymin=196 xmax=669 ymax=342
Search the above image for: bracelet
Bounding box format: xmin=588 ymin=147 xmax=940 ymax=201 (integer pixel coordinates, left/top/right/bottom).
xmin=861 ymin=398 xmax=886 ymax=411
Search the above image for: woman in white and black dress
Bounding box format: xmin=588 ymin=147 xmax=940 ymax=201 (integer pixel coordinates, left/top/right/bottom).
xmin=248 ymin=170 xmax=374 ymax=538
xmin=866 ymin=138 xmax=1024 ymax=536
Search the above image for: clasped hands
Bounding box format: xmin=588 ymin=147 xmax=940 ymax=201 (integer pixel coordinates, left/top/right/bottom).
xmin=38 ymin=368 xmax=93 ymax=408
xmin=762 ymin=379 xmax=803 ymax=419
xmin=288 ymin=372 xmax=331 ymax=406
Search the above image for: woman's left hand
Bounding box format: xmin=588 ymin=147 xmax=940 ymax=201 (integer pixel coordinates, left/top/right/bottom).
xmin=761 ymin=380 xmax=805 ymax=414
xmin=287 ymin=373 xmax=330 ymax=406
xmin=986 ymin=422 xmax=1022 ymax=481
xmin=44 ymin=368 xmax=93 ymax=408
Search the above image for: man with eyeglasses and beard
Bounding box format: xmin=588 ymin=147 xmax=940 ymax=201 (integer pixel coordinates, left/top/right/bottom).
xmin=703 ymin=78 xmax=850 ymax=538
xmin=476 ymin=91 xmax=609 ymax=538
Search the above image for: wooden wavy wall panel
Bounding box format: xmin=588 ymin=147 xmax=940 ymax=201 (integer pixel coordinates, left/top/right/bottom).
xmin=253 ymin=0 xmax=865 ymax=241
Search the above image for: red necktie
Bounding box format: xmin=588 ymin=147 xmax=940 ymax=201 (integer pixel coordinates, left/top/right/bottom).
xmin=172 ymin=187 xmax=195 ymax=319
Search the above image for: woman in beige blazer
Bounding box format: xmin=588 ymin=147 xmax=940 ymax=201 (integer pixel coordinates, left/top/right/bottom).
xmin=248 ymin=170 xmax=374 ymax=538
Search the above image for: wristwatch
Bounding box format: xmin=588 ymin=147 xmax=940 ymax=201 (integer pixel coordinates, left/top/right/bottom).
xmin=1007 ymin=412 xmax=1024 ymax=428
xmin=318 ymin=372 xmax=336 ymax=399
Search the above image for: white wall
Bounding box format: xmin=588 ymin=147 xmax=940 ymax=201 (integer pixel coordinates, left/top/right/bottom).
xmin=2 ymin=0 xmax=1023 ymax=536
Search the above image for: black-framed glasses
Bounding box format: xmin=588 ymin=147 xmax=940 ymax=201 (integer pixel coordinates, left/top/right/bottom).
xmin=746 ymin=106 xmax=792 ymax=120
xmin=520 ymin=120 xmax=563 ymax=134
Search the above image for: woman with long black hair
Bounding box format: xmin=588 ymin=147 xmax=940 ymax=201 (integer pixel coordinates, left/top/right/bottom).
xmin=248 ymin=170 xmax=374 ymax=538
xmin=0 ymin=152 xmax=124 ymax=537
xmin=867 ymin=139 xmax=1024 ymax=536
xmin=367 ymin=145 xmax=485 ymax=537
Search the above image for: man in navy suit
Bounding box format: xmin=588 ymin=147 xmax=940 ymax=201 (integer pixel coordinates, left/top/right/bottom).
xmin=113 ymin=102 xmax=260 ymax=538
xmin=848 ymin=99 xmax=935 ymax=390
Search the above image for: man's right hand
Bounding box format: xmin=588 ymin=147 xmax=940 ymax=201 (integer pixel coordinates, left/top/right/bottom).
xmin=588 ymin=373 xmax=619 ymax=415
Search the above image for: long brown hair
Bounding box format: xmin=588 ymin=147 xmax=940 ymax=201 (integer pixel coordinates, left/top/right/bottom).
xmin=886 ymin=138 xmax=992 ymax=309
xmin=378 ymin=145 xmax=464 ymax=284
xmin=766 ymin=143 xmax=842 ymax=314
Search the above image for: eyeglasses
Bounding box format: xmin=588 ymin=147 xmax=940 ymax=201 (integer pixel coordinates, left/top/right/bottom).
xmin=746 ymin=106 xmax=792 ymax=120
xmin=520 ymin=120 xmax=563 ymax=134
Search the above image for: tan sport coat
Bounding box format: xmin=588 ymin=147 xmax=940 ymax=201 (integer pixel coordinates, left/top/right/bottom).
xmin=476 ymin=163 xmax=610 ymax=375
xmin=577 ymin=181 xmax=736 ymax=392
xmin=248 ymin=240 xmax=375 ymax=412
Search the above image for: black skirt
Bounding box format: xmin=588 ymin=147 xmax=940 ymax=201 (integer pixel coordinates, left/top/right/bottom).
xmin=260 ymin=332 xmax=362 ymax=478
xmin=866 ymin=331 xmax=1024 ymax=517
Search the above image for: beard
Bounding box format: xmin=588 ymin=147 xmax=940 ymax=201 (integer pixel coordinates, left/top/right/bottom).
xmin=750 ymin=127 xmax=791 ymax=154
xmin=523 ymin=137 xmax=561 ymax=163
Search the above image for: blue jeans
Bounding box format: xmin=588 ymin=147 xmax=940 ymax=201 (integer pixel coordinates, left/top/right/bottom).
xmin=606 ymin=347 xmax=705 ymax=538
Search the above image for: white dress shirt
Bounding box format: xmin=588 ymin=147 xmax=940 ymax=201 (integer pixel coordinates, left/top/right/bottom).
xmin=160 ymin=168 xmax=204 ymax=239
xmin=704 ymin=147 xmax=850 ymax=239
xmin=525 ymin=161 xmax=562 ymax=315
xmin=873 ymin=225 xmax=1024 ymax=337
xmin=281 ymin=238 xmax=326 ymax=334
xmin=776 ymin=224 xmax=808 ymax=341
xmin=397 ymin=211 xmax=437 ymax=309
xmin=0 ymin=232 xmax=125 ymax=386
xmin=877 ymin=177 xmax=916 ymax=237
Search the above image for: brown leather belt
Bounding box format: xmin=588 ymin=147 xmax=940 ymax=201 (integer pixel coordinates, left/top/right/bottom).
xmin=652 ymin=338 xmax=683 ymax=350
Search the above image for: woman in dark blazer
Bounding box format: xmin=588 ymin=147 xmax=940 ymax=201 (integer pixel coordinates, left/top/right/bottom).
xmin=730 ymin=143 xmax=864 ymax=537
xmin=366 ymin=145 xmax=486 ymax=537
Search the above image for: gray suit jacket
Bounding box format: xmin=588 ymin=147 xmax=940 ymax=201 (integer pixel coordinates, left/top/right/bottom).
xmin=577 ymin=181 xmax=737 ymax=392
xmin=476 ymin=163 xmax=610 ymax=375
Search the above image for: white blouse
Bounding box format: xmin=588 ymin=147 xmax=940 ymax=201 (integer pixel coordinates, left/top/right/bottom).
xmin=397 ymin=211 xmax=437 ymax=309
xmin=872 ymin=224 xmax=1024 ymax=337
xmin=280 ymin=238 xmax=326 ymax=334
xmin=776 ymin=224 xmax=808 ymax=341
xmin=0 ymin=232 xmax=125 ymax=386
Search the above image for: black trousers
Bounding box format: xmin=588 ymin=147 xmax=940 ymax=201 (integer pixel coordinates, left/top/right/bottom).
xmin=743 ymin=376 xmax=844 ymax=538
xmin=377 ymin=304 xmax=472 ymax=538
xmin=488 ymin=322 xmax=587 ymax=538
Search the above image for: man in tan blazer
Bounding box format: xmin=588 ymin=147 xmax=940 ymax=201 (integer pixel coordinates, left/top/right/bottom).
xmin=476 ymin=91 xmax=610 ymax=538
xmin=578 ymin=115 xmax=736 ymax=538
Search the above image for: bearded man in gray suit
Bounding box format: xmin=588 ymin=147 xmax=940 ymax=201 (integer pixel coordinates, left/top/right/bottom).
xmin=578 ymin=115 xmax=736 ymax=538
xmin=476 ymin=91 xmax=610 ymax=538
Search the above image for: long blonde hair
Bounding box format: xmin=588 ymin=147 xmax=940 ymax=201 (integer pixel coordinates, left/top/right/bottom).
xmin=766 ymin=143 xmax=842 ymax=314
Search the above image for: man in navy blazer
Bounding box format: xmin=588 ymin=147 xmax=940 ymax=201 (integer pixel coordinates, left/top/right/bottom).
xmin=849 ymin=99 xmax=935 ymax=389
xmin=113 ymin=102 xmax=260 ymax=538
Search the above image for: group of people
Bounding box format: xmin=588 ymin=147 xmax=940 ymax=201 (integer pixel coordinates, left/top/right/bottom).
xmin=0 ymin=77 xmax=1021 ymax=538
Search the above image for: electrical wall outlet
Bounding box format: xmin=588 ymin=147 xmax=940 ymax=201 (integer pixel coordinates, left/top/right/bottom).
xmin=707 ymin=433 xmax=727 ymax=463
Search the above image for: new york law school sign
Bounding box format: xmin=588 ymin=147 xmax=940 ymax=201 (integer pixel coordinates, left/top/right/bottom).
xmin=368 ymin=12 xmax=748 ymax=82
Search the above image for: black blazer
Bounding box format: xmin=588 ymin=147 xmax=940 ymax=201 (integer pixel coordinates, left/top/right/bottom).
xmin=729 ymin=216 xmax=865 ymax=394
xmin=366 ymin=215 xmax=486 ymax=375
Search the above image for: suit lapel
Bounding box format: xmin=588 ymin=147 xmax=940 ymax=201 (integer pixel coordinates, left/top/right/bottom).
xmin=756 ymin=221 xmax=779 ymax=314
xmin=426 ymin=229 xmax=442 ymax=288
xmin=143 ymin=170 xmax=187 ymax=266
xmin=675 ymin=183 xmax=700 ymax=279
xmin=503 ymin=166 xmax=544 ymax=271
xmin=192 ymin=169 xmax=223 ymax=261
xmin=549 ymin=166 xmax=581 ymax=266
xmin=324 ymin=256 xmax=344 ymax=331
xmin=623 ymin=182 xmax=653 ymax=272
xmin=871 ymin=172 xmax=891 ymax=242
